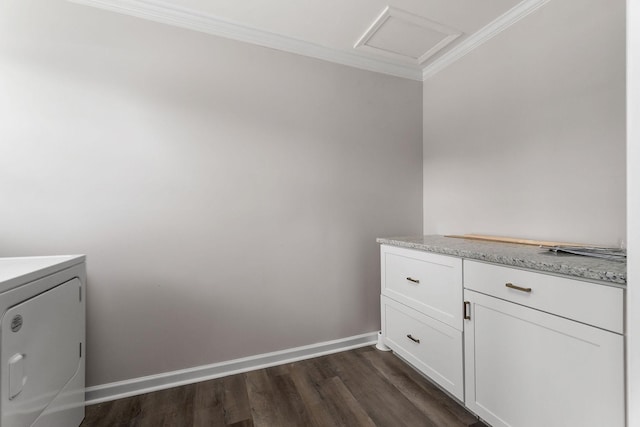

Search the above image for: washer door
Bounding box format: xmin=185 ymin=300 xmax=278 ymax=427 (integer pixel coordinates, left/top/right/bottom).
xmin=1 ymin=278 xmax=83 ymax=427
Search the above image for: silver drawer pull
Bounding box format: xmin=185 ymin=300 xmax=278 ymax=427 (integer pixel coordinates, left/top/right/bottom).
xmin=505 ymin=282 xmax=532 ymax=293
xmin=406 ymin=334 xmax=420 ymax=343
xmin=406 ymin=277 xmax=420 ymax=284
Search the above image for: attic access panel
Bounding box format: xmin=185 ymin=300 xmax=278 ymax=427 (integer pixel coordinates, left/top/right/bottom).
xmin=355 ymin=6 xmax=462 ymax=65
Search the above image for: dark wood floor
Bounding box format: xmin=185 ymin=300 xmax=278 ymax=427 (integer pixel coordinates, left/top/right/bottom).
xmin=81 ymin=346 xmax=484 ymax=427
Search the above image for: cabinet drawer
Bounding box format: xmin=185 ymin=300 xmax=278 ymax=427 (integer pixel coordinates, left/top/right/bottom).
xmin=382 ymin=296 xmax=463 ymax=401
xmin=463 ymin=260 xmax=624 ymax=333
xmin=381 ymin=245 xmax=462 ymax=330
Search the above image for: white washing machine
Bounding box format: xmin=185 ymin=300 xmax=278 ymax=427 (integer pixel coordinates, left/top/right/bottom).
xmin=0 ymin=256 xmax=86 ymax=427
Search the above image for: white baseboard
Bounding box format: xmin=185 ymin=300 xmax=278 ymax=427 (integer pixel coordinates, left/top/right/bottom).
xmin=85 ymin=331 xmax=378 ymax=405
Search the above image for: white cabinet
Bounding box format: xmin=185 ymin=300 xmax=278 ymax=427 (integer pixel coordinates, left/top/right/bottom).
xmin=380 ymin=245 xmax=464 ymax=400
xmin=378 ymin=244 xmax=626 ymax=427
xmin=463 ymin=261 xmax=625 ymax=427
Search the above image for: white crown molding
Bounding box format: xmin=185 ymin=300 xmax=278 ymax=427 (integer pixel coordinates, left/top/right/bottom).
xmin=67 ymin=0 xmax=423 ymax=81
xmin=85 ymin=332 xmax=377 ymax=404
xmin=69 ymin=0 xmax=551 ymax=82
xmin=421 ymin=0 xmax=552 ymax=80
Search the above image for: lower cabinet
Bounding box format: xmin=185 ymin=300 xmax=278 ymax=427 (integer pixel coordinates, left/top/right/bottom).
xmin=379 ymin=245 xmax=626 ymax=427
xmin=379 ymin=245 xmax=464 ymax=401
xmin=381 ymin=296 xmax=464 ymax=400
xmin=464 ymin=289 xmax=625 ymax=427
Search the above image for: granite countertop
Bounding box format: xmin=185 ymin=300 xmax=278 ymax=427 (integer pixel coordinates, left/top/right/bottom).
xmin=377 ymin=235 xmax=626 ymax=287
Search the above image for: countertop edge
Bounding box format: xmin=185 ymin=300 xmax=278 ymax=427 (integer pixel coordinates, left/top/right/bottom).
xmin=377 ymin=237 xmax=626 ymax=287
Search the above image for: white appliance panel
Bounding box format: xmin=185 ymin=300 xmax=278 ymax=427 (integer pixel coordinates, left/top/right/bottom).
xmin=1 ymin=278 xmax=83 ymax=427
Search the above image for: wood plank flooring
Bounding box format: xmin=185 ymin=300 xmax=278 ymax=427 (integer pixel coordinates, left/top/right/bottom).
xmin=81 ymin=346 xmax=483 ymax=427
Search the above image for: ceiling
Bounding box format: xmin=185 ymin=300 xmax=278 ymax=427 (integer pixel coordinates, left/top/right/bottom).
xmin=68 ymin=0 xmax=550 ymax=80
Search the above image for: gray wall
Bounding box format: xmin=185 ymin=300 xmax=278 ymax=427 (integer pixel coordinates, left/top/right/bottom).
xmin=0 ymin=0 xmax=423 ymax=386
xmin=422 ymin=0 xmax=626 ymax=246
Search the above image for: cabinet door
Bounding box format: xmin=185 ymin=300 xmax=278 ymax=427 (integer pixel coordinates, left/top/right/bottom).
xmin=464 ymin=290 xmax=624 ymax=427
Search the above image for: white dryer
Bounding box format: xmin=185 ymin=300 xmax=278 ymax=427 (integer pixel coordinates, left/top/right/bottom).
xmin=0 ymin=256 xmax=86 ymax=427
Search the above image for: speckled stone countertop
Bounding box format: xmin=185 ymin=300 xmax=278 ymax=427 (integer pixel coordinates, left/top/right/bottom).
xmin=377 ymin=235 xmax=626 ymax=287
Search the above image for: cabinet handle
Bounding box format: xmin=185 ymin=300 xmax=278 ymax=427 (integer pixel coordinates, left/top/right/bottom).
xmin=505 ymin=282 xmax=532 ymax=293
xmin=406 ymin=334 xmax=420 ymax=343
xmin=463 ymin=301 xmax=471 ymax=320
xmin=406 ymin=277 xmax=420 ymax=284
